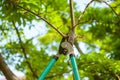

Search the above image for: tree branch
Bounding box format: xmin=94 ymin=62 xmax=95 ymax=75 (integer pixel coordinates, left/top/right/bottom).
xmin=76 ymin=19 xmax=91 ymax=25
xmin=103 ymin=1 xmax=120 ymax=21
xmin=12 ymin=21 xmax=38 ymax=78
xmin=69 ymin=0 xmax=75 ymax=31
xmin=74 ymin=41 xmax=84 ymax=55
xmin=0 ymin=53 xmax=20 ymax=80
xmin=17 ymin=5 xmax=66 ymax=37
xmin=75 ymin=0 xmax=94 ymax=27
xmin=115 ymin=74 xmax=120 ymax=80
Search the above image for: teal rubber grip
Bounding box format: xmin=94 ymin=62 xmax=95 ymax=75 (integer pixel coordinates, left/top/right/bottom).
xmin=70 ymin=54 xmax=80 ymax=80
xmin=38 ymin=57 xmax=58 ymax=80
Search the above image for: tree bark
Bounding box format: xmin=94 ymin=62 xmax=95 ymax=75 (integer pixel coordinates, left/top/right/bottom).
xmin=0 ymin=53 xmax=20 ymax=80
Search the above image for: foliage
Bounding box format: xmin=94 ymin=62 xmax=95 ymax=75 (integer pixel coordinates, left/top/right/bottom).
xmin=0 ymin=0 xmax=120 ymax=80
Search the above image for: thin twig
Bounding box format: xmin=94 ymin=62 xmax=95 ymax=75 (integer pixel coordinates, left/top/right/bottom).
xmin=12 ymin=20 xmax=38 ymax=78
xmin=17 ymin=5 xmax=66 ymax=37
xmin=77 ymin=19 xmax=91 ymax=25
xmin=75 ymin=0 xmax=94 ymax=27
xmin=69 ymin=0 xmax=75 ymax=31
xmin=103 ymin=1 xmax=120 ymax=21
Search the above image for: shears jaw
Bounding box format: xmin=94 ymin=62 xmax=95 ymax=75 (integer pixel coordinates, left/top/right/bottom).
xmin=61 ymin=41 xmax=74 ymax=55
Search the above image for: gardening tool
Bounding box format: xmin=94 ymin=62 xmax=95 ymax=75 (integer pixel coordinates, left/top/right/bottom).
xmin=38 ymin=32 xmax=80 ymax=80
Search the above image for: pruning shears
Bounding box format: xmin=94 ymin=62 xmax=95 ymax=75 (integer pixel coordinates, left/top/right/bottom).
xmin=38 ymin=31 xmax=80 ymax=80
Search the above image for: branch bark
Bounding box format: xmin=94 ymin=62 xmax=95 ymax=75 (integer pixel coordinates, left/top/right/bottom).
xmin=8 ymin=0 xmax=65 ymax=37
xmin=69 ymin=0 xmax=75 ymax=31
xmin=17 ymin=5 xmax=66 ymax=37
xmin=12 ymin=21 xmax=38 ymax=78
xmin=74 ymin=41 xmax=84 ymax=55
xmin=68 ymin=0 xmax=76 ymax=46
xmin=0 ymin=53 xmax=20 ymax=80
xmin=75 ymin=0 xmax=94 ymax=27
xmin=115 ymin=74 xmax=120 ymax=80
xmin=103 ymin=1 xmax=120 ymax=21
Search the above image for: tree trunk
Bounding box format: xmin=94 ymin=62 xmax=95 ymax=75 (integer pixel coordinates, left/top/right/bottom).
xmin=0 ymin=53 xmax=20 ymax=80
